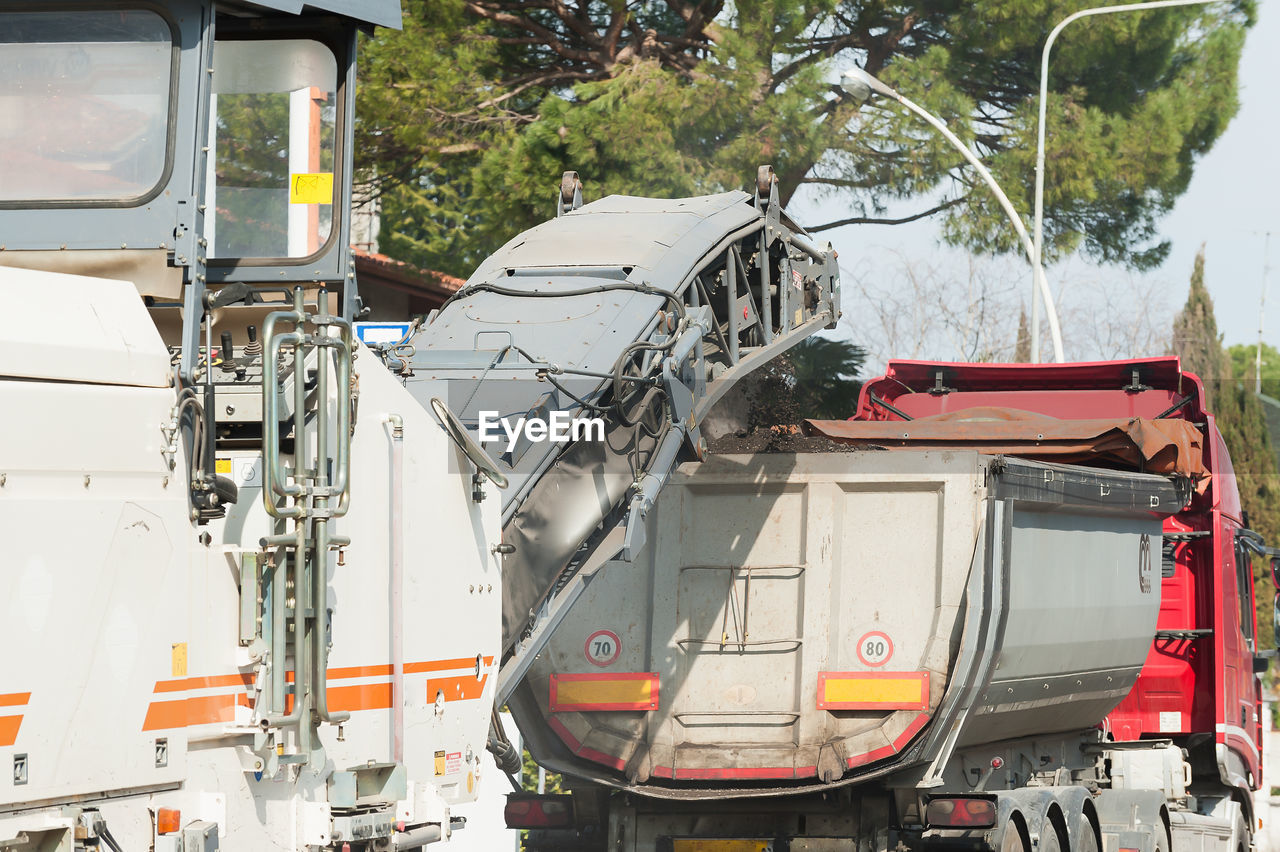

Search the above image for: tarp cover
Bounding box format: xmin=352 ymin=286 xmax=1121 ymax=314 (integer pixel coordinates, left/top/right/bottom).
xmin=804 ymin=406 xmax=1206 ymax=480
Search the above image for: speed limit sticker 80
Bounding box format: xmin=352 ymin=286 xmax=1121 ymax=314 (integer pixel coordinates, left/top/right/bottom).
xmin=585 ymin=629 xmax=621 ymax=667
xmin=856 ymin=630 xmax=893 ymax=667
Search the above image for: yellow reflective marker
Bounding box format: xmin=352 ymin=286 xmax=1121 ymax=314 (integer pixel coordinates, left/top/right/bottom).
xmin=549 ymin=673 xmax=659 ymax=712
xmin=817 ymin=671 xmax=929 ymax=711
xmin=290 ymin=172 xmax=333 ymax=204
xmin=672 ymin=841 xmax=771 ymax=852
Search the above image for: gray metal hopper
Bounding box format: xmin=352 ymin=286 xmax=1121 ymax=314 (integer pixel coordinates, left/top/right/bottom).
xmin=509 ymin=449 xmax=1186 ymax=797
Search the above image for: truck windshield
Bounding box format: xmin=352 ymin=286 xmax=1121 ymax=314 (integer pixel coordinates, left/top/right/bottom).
xmin=0 ymin=10 xmax=172 ymax=203
xmin=207 ymin=38 xmax=338 ymax=261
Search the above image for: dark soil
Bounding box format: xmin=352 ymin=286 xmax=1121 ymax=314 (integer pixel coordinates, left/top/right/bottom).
xmin=707 ymin=428 xmax=879 ymax=454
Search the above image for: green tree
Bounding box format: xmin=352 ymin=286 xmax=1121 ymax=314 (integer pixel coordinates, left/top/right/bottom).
xmin=789 ymin=337 xmax=867 ymax=419
xmin=520 ymin=748 xmax=563 ymax=794
xmin=1171 ymin=248 xmax=1280 ymax=648
xmin=1228 ymin=342 xmax=1280 ymax=400
xmin=1170 ymin=246 xmax=1231 ymax=398
xmin=356 ymin=0 xmax=1254 ymax=278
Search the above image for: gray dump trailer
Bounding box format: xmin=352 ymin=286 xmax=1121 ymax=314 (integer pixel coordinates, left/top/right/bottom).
xmin=506 ymin=444 xmax=1254 ymax=852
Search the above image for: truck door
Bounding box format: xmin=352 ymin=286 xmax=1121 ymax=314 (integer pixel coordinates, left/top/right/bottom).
xmin=1222 ymin=526 xmax=1261 ymax=785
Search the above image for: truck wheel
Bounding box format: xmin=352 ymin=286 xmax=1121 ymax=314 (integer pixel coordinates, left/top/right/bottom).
xmin=1075 ymin=815 xmax=1099 ymax=852
xmin=1000 ymin=820 xmax=1025 ymax=852
xmin=1040 ymin=820 xmax=1062 ymax=852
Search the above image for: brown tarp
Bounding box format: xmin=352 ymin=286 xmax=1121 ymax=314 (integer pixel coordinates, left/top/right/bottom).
xmin=803 ymin=406 xmax=1206 ymax=480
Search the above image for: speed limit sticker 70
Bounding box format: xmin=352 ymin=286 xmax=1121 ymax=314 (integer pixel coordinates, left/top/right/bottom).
xmin=585 ymin=629 xmax=621 ymax=667
xmin=856 ymin=631 xmax=894 ymax=667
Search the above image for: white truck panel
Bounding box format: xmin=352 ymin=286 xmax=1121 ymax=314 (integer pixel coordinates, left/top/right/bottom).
xmin=0 ymin=268 xmax=172 ymax=387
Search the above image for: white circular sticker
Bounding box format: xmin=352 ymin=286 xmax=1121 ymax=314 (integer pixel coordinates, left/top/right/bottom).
xmin=585 ymin=629 xmax=621 ymax=667
xmin=856 ymin=630 xmax=893 ymax=667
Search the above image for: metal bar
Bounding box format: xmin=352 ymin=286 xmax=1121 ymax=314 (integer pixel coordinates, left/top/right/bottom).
xmin=292 ymin=294 xmax=308 ymax=490
xmin=868 ymin=392 xmax=914 ymax=421
xmin=270 ymin=550 xmax=286 ymax=717
xmin=263 ymin=521 xmax=308 ymax=729
xmin=393 ymin=824 xmax=443 ymax=849
xmin=787 ymin=231 xmax=827 ymax=263
xmin=732 ymin=246 xmax=764 ymax=346
xmin=726 ymin=248 xmax=739 ymax=364
xmin=693 ymin=276 xmax=732 ymax=359
xmin=261 ymin=293 xmax=306 ymax=513
xmin=312 ymin=294 xmax=349 ymax=726
xmin=503 ymin=265 xmax=630 ymax=279
xmin=387 ymin=414 xmax=405 ymax=763
xmin=323 ymin=320 xmax=353 ymax=517
xmin=677 ymin=639 xmax=801 ymax=649
xmin=758 ymin=230 xmax=773 ymax=342
xmin=777 ymin=253 xmax=790 ymax=333
xmin=670 ymin=706 xmax=798 ymax=711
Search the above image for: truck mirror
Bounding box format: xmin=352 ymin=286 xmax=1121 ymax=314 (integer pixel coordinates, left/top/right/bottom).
xmin=1275 ymin=591 xmax=1280 ymax=648
xmin=1272 ymin=556 xmax=1280 ymax=587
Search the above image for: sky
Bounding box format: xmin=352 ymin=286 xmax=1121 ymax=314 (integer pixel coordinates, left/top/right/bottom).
xmin=790 ymin=0 xmax=1279 ymax=369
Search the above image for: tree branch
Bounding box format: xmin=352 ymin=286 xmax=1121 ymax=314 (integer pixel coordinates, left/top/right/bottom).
xmin=808 ymin=197 xmax=967 ymax=233
xmin=465 ymin=2 xmax=601 ymax=65
xmin=477 ymin=69 xmax=603 ymax=107
xmin=771 ymin=32 xmax=866 ymax=92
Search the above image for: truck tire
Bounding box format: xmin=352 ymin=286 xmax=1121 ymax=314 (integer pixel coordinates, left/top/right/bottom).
xmin=1074 ymin=815 xmax=1099 ymax=852
xmin=1040 ymin=819 xmax=1062 ymax=852
xmin=1001 ymin=820 xmax=1026 ymax=852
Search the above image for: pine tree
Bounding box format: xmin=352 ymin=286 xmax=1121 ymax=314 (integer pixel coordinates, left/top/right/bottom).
xmin=1171 ymin=246 xmax=1229 ymax=406
xmin=1171 ymin=248 xmax=1280 ymax=648
xmin=1014 ymin=310 xmax=1031 ymax=363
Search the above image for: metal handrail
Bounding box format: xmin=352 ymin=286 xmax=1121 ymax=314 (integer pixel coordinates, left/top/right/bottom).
xmin=256 ymin=287 xmax=355 ymax=738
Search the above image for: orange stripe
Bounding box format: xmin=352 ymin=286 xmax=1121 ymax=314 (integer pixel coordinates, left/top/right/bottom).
xmin=154 ymin=674 xmax=254 ymax=694
xmin=326 ymin=664 xmax=394 ymax=680
xmin=0 ymin=716 xmax=21 ymax=747
xmin=160 ymin=657 xmax=492 ymax=689
xmin=425 ymin=674 xmax=489 ymax=702
xmin=327 ymin=683 xmax=392 ymax=713
xmin=141 ymin=656 xmax=497 ymax=729
xmin=0 ymin=693 xmax=30 ymax=708
xmin=404 ymin=656 xmax=493 ymax=675
xmin=142 ymin=694 xmax=237 ymax=731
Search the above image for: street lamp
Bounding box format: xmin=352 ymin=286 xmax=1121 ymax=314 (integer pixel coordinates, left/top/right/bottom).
xmin=841 ymin=66 xmax=1066 ymax=363
xmin=1032 ymin=0 xmax=1228 ymax=361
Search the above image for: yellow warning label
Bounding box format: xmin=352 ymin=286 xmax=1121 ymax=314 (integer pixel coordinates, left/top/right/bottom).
xmin=215 ymin=458 xmax=232 ymax=475
xmin=290 ymin=172 xmax=334 ymax=204
xmin=434 ymin=750 xmax=446 ymax=776
xmin=171 ymin=642 xmax=188 ymax=677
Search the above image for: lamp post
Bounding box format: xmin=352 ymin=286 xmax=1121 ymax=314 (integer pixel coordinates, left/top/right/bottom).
xmin=1032 ymin=0 xmax=1227 ymax=361
xmin=841 ymin=66 xmax=1066 ymax=363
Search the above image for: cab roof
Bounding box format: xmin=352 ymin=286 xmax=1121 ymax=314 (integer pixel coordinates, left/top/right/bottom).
xmin=228 ymin=0 xmax=401 ymax=28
